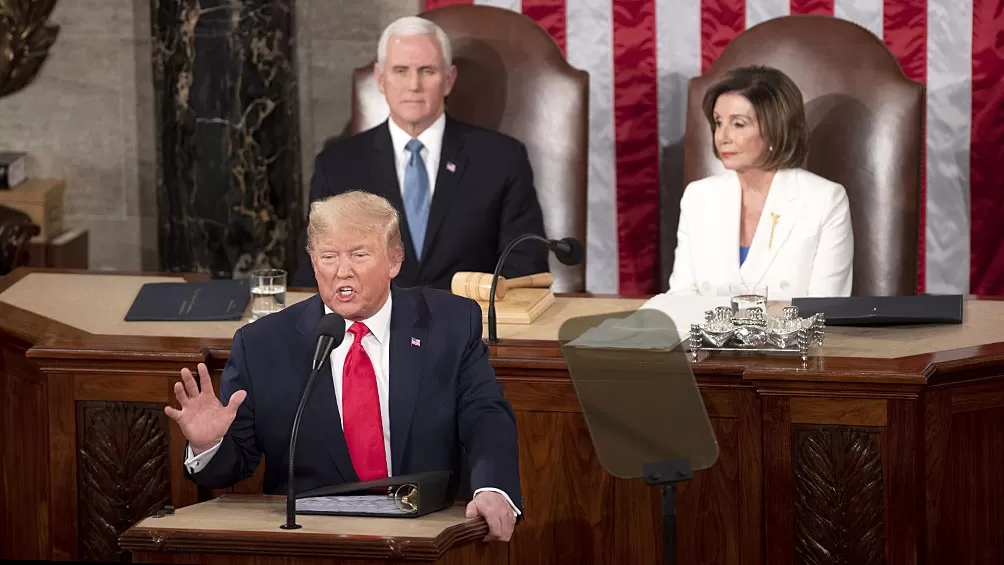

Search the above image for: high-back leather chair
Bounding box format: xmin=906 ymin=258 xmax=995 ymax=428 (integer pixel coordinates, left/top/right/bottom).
xmin=350 ymin=5 xmax=588 ymax=292
xmin=0 ymin=205 xmax=39 ymax=275
xmin=681 ymin=15 xmax=924 ymax=296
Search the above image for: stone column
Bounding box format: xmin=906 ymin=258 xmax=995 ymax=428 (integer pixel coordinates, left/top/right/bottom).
xmin=151 ymin=0 xmax=301 ymax=278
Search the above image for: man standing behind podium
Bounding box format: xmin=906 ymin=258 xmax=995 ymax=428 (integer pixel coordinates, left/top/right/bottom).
xmin=166 ymin=191 xmax=521 ymax=541
xmin=292 ymin=16 xmax=549 ymax=290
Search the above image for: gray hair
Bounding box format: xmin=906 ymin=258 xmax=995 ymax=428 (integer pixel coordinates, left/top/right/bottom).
xmin=377 ymin=16 xmax=453 ymax=68
xmin=306 ymin=191 xmax=405 ymax=262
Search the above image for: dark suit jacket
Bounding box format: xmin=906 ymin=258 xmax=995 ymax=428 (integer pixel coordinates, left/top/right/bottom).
xmin=188 ymin=287 xmax=522 ymax=512
xmin=293 ymin=115 xmax=550 ymax=290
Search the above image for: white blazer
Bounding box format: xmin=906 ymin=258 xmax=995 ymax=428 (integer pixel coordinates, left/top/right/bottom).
xmin=666 ymin=167 xmax=853 ymax=300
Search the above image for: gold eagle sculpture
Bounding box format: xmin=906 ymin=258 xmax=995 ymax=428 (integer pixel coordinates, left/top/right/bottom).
xmin=0 ymin=0 xmax=59 ymax=97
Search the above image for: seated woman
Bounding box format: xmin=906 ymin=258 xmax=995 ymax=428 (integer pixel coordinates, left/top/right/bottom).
xmin=666 ymin=65 xmax=853 ymax=300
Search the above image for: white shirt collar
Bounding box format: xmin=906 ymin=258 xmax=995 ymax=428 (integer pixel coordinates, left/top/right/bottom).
xmin=387 ymin=112 xmax=446 ymax=159
xmin=323 ymin=292 xmax=393 ymax=346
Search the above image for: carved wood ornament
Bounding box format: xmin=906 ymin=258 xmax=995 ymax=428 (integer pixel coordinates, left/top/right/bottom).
xmin=0 ymin=0 xmax=59 ymax=97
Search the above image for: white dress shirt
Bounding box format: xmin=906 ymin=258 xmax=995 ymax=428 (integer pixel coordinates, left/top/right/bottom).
xmin=183 ymin=292 xmax=519 ymax=516
xmin=386 ymin=112 xmax=446 ymax=197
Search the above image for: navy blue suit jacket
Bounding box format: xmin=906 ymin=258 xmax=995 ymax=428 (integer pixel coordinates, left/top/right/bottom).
xmin=189 ymin=286 xmax=522 ymax=512
xmin=292 ymin=116 xmax=549 ymax=290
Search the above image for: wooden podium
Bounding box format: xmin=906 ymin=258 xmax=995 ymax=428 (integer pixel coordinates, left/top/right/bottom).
xmin=119 ymin=495 xmax=502 ymax=564
xmin=2 ymin=269 xmax=1004 ymax=564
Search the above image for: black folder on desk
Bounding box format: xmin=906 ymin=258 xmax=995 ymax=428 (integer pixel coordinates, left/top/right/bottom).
xmin=791 ymin=295 xmax=964 ymax=326
xmin=124 ymin=279 xmax=250 ymax=321
xmin=295 ymin=470 xmax=456 ymax=519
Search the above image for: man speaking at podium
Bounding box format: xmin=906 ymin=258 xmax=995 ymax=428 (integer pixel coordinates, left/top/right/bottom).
xmin=165 ymin=191 xmax=521 ymax=542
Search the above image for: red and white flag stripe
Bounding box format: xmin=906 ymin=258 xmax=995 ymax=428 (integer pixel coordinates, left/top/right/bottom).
xmin=424 ymin=0 xmax=1004 ymax=296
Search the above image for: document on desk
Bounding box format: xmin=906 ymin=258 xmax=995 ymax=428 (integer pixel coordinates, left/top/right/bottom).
xmin=639 ymin=294 xmax=731 ymax=328
xmin=296 ymin=494 xmax=415 ymax=516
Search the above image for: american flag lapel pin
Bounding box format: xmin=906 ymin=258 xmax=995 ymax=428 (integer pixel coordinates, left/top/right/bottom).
xmin=411 ymin=337 xmax=421 ymax=347
xmin=446 ymin=161 xmax=456 ymax=173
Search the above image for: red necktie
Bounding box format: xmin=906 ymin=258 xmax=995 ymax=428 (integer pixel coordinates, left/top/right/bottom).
xmin=342 ymin=322 xmax=388 ymax=482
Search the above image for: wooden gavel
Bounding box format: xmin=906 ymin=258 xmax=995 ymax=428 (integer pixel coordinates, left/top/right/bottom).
xmin=451 ymin=271 xmax=553 ymax=301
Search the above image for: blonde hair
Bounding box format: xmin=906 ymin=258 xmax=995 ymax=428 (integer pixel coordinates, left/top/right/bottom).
xmin=306 ymin=191 xmax=405 ymax=261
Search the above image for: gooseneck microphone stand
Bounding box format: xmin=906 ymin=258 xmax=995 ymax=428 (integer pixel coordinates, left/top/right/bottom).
xmin=280 ymin=313 xmax=344 ymax=529
xmin=486 ymin=234 xmax=554 ymax=345
xmin=280 ymin=361 xmax=326 ymax=530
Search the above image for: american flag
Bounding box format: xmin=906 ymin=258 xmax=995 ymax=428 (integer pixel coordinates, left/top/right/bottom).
xmin=424 ymin=0 xmax=1004 ymax=296
xmin=411 ymin=337 xmax=422 ymax=347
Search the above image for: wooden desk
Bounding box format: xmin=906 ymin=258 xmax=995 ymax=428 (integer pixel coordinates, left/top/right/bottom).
xmin=2 ymin=268 xmax=1003 ymax=564
xmin=119 ymin=495 xmax=499 ymax=564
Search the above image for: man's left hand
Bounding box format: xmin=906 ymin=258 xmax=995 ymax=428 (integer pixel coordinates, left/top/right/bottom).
xmin=465 ymin=491 xmax=516 ymax=542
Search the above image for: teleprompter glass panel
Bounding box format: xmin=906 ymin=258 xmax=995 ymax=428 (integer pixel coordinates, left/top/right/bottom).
xmin=559 ymin=308 xmax=719 ymax=479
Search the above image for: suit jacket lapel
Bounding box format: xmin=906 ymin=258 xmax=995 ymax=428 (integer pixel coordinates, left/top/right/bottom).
xmin=294 ymin=296 xmax=358 ymax=484
xmin=371 ymin=122 xmax=419 ymax=273
xmin=421 ymin=116 xmax=469 ymax=271
xmin=740 ymin=169 xmax=804 ymax=286
xmin=387 ymin=287 xmax=428 ymax=475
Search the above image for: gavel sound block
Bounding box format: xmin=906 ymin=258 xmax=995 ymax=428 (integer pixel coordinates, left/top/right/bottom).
xmin=450 ymin=271 xmax=555 ymax=324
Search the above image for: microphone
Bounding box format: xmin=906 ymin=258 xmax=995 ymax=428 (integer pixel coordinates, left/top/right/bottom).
xmin=281 ymin=312 xmax=346 ymax=530
xmin=547 ymin=237 xmax=585 ymax=267
xmin=487 ymin=235 xmax=584 ymax=345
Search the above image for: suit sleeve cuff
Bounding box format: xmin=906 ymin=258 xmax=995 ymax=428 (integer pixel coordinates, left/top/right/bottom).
xmin=184 ymin=440 xmax=223 ymax=474
xmin=473 ymin=487 xmax=521 ymax=517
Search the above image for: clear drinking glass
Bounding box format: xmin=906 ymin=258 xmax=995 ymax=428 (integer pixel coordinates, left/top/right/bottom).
xmin=249 ymin=268 xmax=287 ymax=321
xmin=729 ymin=282 xmax=767 ymax=317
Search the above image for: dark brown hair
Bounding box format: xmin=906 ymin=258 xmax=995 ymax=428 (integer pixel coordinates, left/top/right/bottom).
xmin=701 ymin=65 xmax=809 ymax=171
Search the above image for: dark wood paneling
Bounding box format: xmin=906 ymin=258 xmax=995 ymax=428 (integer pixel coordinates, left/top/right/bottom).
xmin=935 ymin=405 xmax=1004 ymax=564
xmin=922 ymin=390 xmax=951 ymax=565
xmin=790 ymin=397 xmax=887 ymax=426
xmin=499 ymin=379 xmax=582 ymax=412
xmin=791 ymin=425 xmax=885 ymax=565
xmin=4 ymin=269 xmax=1004 ymax=563
xmin=763 ymin=396 xmax=793 ymax=565
xmin=701 ymin=387 xmax=740 ymax=418
xmin=949 ymin=379 xmax=1004 ymax=414
xmin=738 ymin=391 xmax=764 ymax=565
xmin=884 ymin=399 xmax=918 ymax=565
xmin=509 ymin=411 xmax=613 ymax=564
xmin=611 ymin=477 xmax=662 ymax=564
xmin=0 ymin=338 xmax=49 ymax=560
xmin=676 ymin=417 xmax=741 ymax=565
xmin=47 ymin=371 xmax=77 ymax=560
xmin=76 ymin=401 xmax=172 ymax=562
xmin=75 ymin=373 xmax=167 ymax=402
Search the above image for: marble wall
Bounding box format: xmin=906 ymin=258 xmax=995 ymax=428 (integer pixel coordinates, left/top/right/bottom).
xmin=295 ymin=0 xmax=421 ymax=201
xmin=152 ymin=0 xmax=302 ymax=278
xmin=0 ymin=0 xmax=157 ymax=271
xmin=0 ymin=0 xmax=421 ymax=272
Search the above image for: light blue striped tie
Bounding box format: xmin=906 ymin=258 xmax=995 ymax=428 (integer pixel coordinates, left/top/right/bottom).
xmin=403 ymin=138 xmax=430 ymax=260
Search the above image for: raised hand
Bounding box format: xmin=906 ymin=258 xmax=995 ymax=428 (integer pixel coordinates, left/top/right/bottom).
xmin=164 ymin=363 xmax=246 ymax=454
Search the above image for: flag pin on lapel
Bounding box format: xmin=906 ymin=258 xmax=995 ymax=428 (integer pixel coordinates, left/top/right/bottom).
xmin=411 ymin=337 xmax=421 ymax=347
xmin=446 ymin=162 xmax=456 ymax=173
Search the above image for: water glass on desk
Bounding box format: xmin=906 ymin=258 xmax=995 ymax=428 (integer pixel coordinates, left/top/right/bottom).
xmin=249 ymin=268 xmax=286 ymax=321
xmin=729 ymin=282 xmax=767 ymax=317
